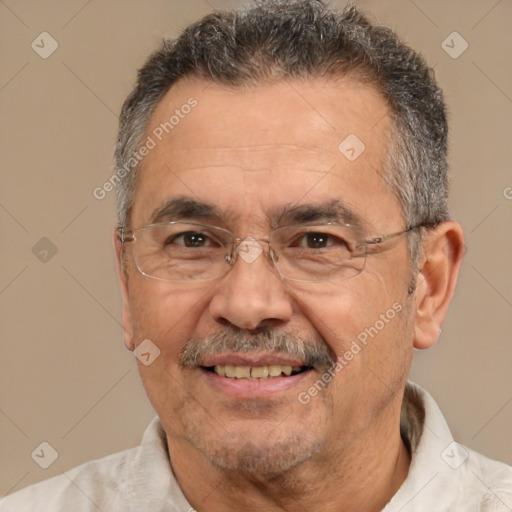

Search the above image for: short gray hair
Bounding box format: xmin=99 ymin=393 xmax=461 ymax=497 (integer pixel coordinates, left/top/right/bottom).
xmin=115 ymin=0 xmax=450 ymax=241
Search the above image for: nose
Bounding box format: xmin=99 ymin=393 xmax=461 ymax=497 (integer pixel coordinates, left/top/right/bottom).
xmin=208 ymin=242 xmax=293 ymax=331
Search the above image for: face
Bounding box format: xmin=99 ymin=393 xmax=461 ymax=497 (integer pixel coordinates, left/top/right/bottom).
xmin=118 ymin=76 xmax=416 ymax=477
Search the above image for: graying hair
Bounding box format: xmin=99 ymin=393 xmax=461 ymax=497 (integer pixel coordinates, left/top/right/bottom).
xmin=115 ymin=0 xmax=450 ymax=264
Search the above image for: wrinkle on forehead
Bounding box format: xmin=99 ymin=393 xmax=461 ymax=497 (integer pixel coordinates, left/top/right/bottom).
xmin=144 ymin=145 xmax=337 ymax=176
xmin=150 ymin=165 xmax=335 ymax=176
xmin=169 ymin=143 xmax=329 ymax=153
xmin=160 ymin=144 xmax=334 ymax=158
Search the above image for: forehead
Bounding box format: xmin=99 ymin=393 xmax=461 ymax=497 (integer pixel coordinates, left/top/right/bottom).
xmin=132 ymin=76 xmax=400 ymax=231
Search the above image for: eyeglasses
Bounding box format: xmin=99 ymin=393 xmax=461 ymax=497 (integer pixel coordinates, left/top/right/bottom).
xmin=118 ymin=222 xmax=420 ymax=283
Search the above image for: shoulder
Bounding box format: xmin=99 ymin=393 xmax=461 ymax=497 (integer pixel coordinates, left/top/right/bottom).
xmin=392 ymin=382 xmax=512 ymax=511
xmin=465 ymin=447 xmax=512 ymax=511
xmin=0 ymin=417 xmax=185 ymax=512
xmin=0 ymin=447 xmax=137 ymax=512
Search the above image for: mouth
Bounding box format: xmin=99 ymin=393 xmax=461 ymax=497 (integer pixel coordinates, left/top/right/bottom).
xmin=193 ymin=353 xmax=316 ymax=397
xmin=202 ymin=364 xmax=312 ymax=380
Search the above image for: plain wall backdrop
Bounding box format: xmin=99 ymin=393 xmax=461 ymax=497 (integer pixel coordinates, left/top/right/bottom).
xmin=1 ymin=0 xmax=511 ymax=497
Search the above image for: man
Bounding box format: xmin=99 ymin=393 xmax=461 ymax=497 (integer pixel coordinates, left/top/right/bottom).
xmin=2 ymin=1 xmax=511 ymax=510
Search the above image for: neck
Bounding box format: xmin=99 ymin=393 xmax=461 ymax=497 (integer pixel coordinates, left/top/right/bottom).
xmin=168 ymin=411 xmax=411 ymax=512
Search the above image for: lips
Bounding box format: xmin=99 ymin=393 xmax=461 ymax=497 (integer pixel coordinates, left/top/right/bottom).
xmin=199 ymin=353 xmax=312 ymax=381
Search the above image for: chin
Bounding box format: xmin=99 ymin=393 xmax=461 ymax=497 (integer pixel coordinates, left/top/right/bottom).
xmin=185 ymin=423 xmax=324 ymax=478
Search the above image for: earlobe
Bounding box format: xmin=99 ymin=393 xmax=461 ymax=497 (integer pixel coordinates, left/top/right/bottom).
xmin=114 ymin=231 xmax=135 ymax=351
xmin=121 ymin=304 xmax=135 ymax=352
xmin=412 ymin=221 xmax=465 ymax=350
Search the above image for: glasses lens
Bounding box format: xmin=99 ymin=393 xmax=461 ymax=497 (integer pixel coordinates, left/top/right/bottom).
xmin=270 ymin=224 xmax=366 ymax=282
xmin=132 ymin=223 xmax=231 ymax=282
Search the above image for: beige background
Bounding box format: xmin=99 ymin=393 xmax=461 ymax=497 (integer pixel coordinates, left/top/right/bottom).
xmin=1 ymin=0 xmax=511 ymax=498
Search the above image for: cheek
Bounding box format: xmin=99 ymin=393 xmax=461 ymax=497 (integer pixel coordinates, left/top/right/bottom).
xmin=290 ymin=266 xmax=413 ymax=401
xmin=291 ymin=274 xmax=406 ymax=356
xmin=127 ymin=276 xmax=216 ymax=359
xmin=289 ymin=280 xmax=412 ymax=437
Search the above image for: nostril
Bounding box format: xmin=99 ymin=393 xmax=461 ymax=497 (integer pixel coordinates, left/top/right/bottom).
xmin=215 ymin=317 xmax=232 ymax=327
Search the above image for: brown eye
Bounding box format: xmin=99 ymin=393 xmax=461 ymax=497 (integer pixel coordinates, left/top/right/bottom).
xmin=304 ymin=232 xmax=330 ymax=248
xmin=168 ymin=231 xmax=213 ymax=248
xmin=293 ymin=232 xmax=348 ymax=249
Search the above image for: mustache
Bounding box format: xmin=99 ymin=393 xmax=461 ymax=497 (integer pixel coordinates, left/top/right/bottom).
xmin=179 ymin=326 xmax=337 ymax=370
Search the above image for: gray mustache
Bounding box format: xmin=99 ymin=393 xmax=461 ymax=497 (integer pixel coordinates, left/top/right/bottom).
xmin=179 ymin=327 xmax=337 ymax=370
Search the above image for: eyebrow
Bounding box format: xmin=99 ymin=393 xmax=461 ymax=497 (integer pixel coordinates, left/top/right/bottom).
xmin=271 ymin=200 xmax=370 ymax=231
xmin=148 ymin=197 xmax=369 ymax=231
xmin=149 ymin=197 xmax=223 ymax=225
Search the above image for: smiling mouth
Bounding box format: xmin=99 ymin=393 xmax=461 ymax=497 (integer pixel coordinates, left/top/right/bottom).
xmin=202 ymin=364 xmax=312 ymax=379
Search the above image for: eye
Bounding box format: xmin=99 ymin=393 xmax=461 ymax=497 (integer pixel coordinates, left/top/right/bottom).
xmin=168 ymin=231 xmax=215 ymax=248
xmin=302 ymin=232 xmax=330 ymax=249
xmin=294 ymin=232 xmax=349 ymax=249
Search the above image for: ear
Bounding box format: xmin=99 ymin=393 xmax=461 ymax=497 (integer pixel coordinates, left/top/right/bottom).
xmin=413 ymin=221 xmax=465 ymax=350
xmin=114 ymin=230 xmax=135 ymax=351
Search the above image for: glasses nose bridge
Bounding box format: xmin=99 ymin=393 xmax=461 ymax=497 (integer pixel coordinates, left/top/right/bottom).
xmin=227 ymin=236 xmax=275 ymax=267
xmin=232 ymin=236 xmax=271 ymax=244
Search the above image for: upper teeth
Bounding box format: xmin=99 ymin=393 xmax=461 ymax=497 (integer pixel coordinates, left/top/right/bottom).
xmin=214 ymin=364 xmax=297 ymax=379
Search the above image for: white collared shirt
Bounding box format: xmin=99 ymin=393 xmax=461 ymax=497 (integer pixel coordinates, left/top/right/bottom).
xmin=1 ymin=382 xmax=511 ymax=511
